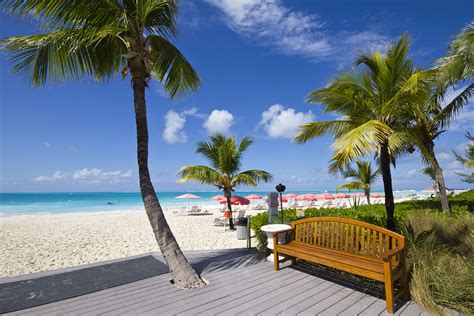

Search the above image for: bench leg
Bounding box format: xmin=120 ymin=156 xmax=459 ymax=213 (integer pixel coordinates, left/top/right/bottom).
xmin=400 ymin=267 xmax=410 ymax=300
xmin=273 ymin=236 xmax=279 ymax=271
xmin=273 ymin=249 xmax=279 ymax=271
xmin=384 ymin=262 xmax=394 ymax=314
xmin=291 ymin=257 xmax=297 ymax=265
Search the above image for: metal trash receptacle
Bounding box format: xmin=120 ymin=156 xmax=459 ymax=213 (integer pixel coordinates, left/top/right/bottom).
xmin=236 ymin=217 xmax=248 ymax=240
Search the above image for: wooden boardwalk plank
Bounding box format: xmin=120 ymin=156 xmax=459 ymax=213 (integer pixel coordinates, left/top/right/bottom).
xmin=273 ymin=283 xmax=340 ymax=315
xmin=337 ymin=293 xmax=379 ymax=316
xmin=299 ymin=287 xmax=355 ymax=315
xmin=154 ymin=269 xmax=305 ymax=315
xmin=98 ymin=263 xmax=280 ymax=315
xmin=258 ymin=279 xmax=331 ymax=315
xmin=316 ymin=289 xmax=367 ymax=315
xmin=3 ymin=249 xmax=434 ymax=316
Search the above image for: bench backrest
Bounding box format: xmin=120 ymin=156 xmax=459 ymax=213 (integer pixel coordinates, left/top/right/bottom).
xmin=291 ymin=217 xmax=404 ymax=261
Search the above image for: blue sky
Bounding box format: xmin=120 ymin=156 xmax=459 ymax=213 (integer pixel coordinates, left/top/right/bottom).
xmin=1 ymin=0 xmax=473 ymax=193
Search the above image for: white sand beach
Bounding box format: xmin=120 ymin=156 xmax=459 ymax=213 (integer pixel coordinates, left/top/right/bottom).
xmin=0 ymin=205 xmax=253 ymax=278
xmin=0 ymin=192 xmax=452 ymax=278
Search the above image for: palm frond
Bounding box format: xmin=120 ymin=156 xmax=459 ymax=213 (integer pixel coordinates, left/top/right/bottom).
xmin=436 ymin=83 xmax=474 ymax=129
xmin=145 ymin=34 xmax=200 ymax=98
xmin=331 ymin=120 xmax=392 ymax=169
xmin=1 ymin=27 xmax=125 ymax=85
xmin=336 ymin=181 xmax=364 ymax=192
xmin=436 ymin=22 xmax=474 ymax=84
xmin=294 ymin=120 xmax=350 ymax=144
xmin=420 ymin=167 xmax=437 ymax=181
xmin=177 ymin=165 xmax=222 ymax=186
xmin=231 ymin=170 xmax=273 ymax=187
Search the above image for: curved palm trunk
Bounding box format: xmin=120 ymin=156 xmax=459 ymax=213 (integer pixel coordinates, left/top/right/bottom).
xmin=427 ymin=143 xmax=450 ymax=214
xmin=129 ymin=55 xmax=206 ymax=289
xmin=364 ymin=188 xmax=371 ymax=205
xmin=224 ymin=189 xmax=235 ymax=230
xmin=380 ymin=142 xmax=396 ymax=231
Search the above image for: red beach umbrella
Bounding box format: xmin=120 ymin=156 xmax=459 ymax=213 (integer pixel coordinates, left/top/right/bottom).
xmin=283 ymin=193 xmax=298 ymax=199
xmin=219 ymin=195 xmax=250 ymax=205
xmin=335 ymin=193 xmax=350 ymax=198
xmin=316 ymin=193 xmax=335 ymax=200
xmin=175 ymin=193 xmax=201 ymax=199
xmin=245 ymin=194 xmax=263 ymax=200
xmin=264 ymin=196 xmax=288 ymax=203
xmin=353 ymin=192 xmax=366 ymax=197
xmin=295 ymin=194 xmax=317 ymax=201
xmin=371 ymin=193 xmax=384 ymax=198
xmin=211 ymin=195 xmax=225 ymax=201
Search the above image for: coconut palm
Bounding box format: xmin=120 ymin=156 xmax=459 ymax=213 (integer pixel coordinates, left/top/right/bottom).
xmin=437 ymin=23 xmax=473 ymax=85
xmin=1 ymin=0 xmax=205 ymax=288
xmin=420 ymin=167 xmax=439 ymax=195
xmin=178 ymin=134 xmax=272 ymax=230
xmin=294 ymin=35 xmax=431 ymax=231
xmin=407 ymin=83 xmax=474 ymax=213
xmin=337 ymin=161 xmax=380 ymax=205
xmin=453 ymin=132 xmax=474 ymax=183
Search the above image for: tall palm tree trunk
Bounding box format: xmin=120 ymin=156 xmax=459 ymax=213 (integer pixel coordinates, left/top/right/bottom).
xmin=380 ymin=142 xmax=396 ymax=231
xmin=427 ymin=144 xmax=450 ymax=214
xmin=364 ymin=188 xmax=371 ymax=205
xmin=129 ymin=55 xmax=206 ymax=289
xmin=224 ymin=189 xmax=235 ymax=230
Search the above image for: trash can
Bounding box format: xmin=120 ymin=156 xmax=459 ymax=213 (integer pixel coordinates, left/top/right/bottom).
xmin=236 ymin=217 xmax=248 ymax=240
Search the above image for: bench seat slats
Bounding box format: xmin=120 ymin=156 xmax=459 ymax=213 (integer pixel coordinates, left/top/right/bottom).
xmin=277 ymin=243 xmax=386 ymax=281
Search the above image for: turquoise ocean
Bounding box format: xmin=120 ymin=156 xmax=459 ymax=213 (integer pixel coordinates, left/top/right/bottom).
xmin=0 ymin=190 xmax=429 ymax=216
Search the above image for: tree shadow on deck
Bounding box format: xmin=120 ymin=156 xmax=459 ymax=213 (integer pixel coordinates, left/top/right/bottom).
xmin=0 ymin=255 xmax=168 ymax=314
xmin=192 ymin=248 xmax=264 ymax=274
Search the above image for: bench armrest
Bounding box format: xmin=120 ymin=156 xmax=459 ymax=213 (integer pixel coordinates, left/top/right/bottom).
xmin=272 ymin=228 xmax=293 ymax=238
xmin=382 ymin=247 xmax=404 ymax=260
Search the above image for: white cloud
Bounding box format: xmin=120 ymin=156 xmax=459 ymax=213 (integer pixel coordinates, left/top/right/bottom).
xmin=162 ymin=107 xmax=202 ymax=144
xmin=203 ymin=109 xmax=234 ymax=135
xmin=436 ymin=152 xmax=452 ymax=162
xmin=259 ymin=104 xmax=314 ymax=139
xmin=406 ymin=169 xmax=418 ymax=177
xmin=72 ymin=168 xmax=132 ymax=184
xmin=206 ymin=0 xmax=389 ymax=62
xmin=34 ymin=171 xmax=65 ymax=183
xmin=43 ymin=141 xmax=51 ymax=149
xmin=163 ymin=110 xmax=187 ymax=144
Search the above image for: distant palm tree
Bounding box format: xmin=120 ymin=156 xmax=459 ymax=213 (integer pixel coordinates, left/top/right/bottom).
xmin=437 ymin=23 xmax=473 ymax=85
xmin=178 ymin=134 xmax=272 ymax=230
xmin=294 ymin=35 xmax=431 ymax=231
xmin=407 ymin=83 xmax=474 ymax=213
xmin=337 ymin=161 xmax=380 ymax=205
xmin=420 ymin=167 xmax=438 ymax=195
xmin=1 ymin=0 xmax=205 ymax=288
xmin=453 ymin=132 xmax=474 ymax=183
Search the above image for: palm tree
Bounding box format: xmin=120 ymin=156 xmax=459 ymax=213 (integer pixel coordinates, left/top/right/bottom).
xmin=337 ymin=161 xmax=380 ymax=205
xmin=407 ymin=83 xmax=474 ymax=213
xmin=1 ymin=0 xmax=206 ymax=288
xmin=178 ymin=134 xmax=272 ymax=230
xmin=420 ymin=167 xmax=438 ymax=195
xmin=294 ymin=35 xmax=431 ymax=231
xmin=453 ymin=132 xmax=474 ymax=183
xmin=437 ymin=23 xmax=473 ymax=85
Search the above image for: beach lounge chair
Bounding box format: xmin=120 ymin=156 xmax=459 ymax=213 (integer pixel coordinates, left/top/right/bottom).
xmin=234 ymin=210 xmax=246 ymax=221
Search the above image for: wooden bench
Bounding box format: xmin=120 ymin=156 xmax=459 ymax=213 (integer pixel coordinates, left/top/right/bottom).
xmin=272 ymin=217 xmax=409 ymax=314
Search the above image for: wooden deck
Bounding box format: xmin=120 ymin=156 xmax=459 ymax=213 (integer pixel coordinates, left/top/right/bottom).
xmin=0 ymin=248 xmax=451 ymax=315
